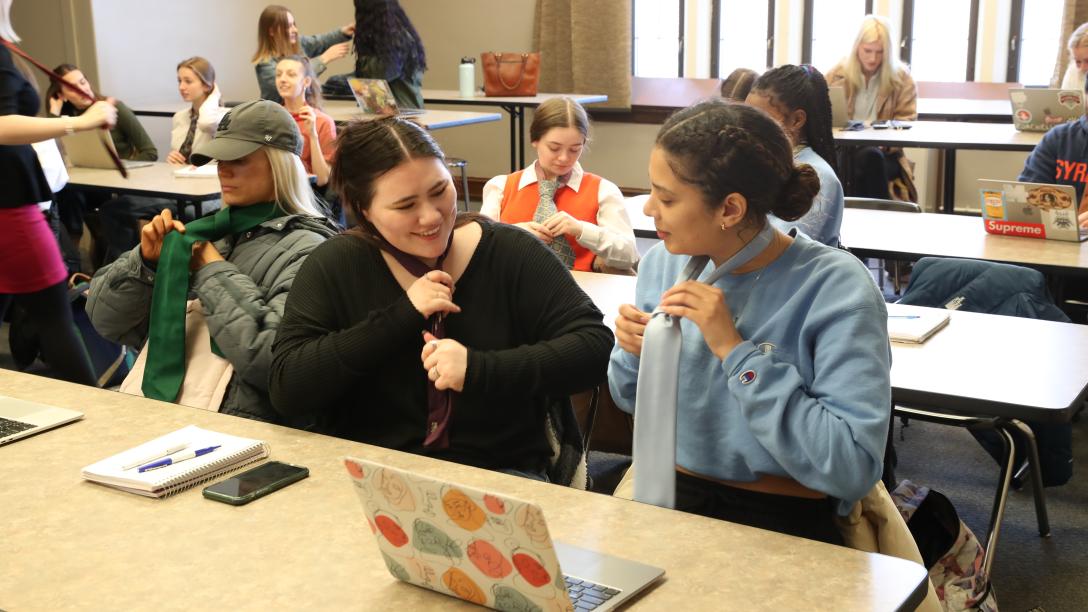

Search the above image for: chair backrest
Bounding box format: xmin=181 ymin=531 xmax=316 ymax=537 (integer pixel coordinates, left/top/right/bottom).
xmin=844 ymin=197 xmax=922 ymax=213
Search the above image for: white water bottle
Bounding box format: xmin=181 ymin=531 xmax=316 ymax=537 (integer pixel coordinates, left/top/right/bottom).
xmin=459 ymin=57 xmax=476 ymax=98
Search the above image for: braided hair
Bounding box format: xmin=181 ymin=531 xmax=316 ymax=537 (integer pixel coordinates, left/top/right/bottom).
xmin=751 ymin=64 xmax=838 ymax=174
xmin=656 ymin=99 xmax=820 ymax=224
xmin=353 ymin=0 xmax=427 ymax=78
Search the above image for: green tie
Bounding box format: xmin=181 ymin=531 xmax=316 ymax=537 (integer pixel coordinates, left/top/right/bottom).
xmin=142 ymin=202 xmax=282 ymax=401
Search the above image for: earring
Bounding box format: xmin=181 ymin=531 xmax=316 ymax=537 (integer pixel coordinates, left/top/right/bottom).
xmin=720 ymin=222 xmax=727 ymax=231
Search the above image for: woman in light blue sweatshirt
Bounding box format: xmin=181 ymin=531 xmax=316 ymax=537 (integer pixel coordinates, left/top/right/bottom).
xmin=745 ymin=64 xmax=844 ymax=246
xmin=609 ymin=100 xmax=891 ymax=545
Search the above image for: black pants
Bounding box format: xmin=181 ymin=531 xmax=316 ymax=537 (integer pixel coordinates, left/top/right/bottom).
xmin=674 ymin=471 xmax=844 ymax=546
xmin=847 ymin=146 xmax=900 ymax=199
xmin=98 ymin=196 xmax=177 ymax=264
xmin=0 ymin=282 xmax=96 ymax=386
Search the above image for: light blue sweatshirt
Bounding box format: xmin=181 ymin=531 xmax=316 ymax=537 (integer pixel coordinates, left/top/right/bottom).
xmin=770 ymin=147 xmax=844 ymax=247
xmin=608 ymin=232 xmax=890 ymax=515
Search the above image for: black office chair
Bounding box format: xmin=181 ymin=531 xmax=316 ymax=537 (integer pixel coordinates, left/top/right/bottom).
xmin=844 ymin=197 xmax=921 ymax=294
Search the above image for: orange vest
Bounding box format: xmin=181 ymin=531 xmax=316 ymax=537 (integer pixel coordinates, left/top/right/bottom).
xmin=500 ymin=170 xmax=602 ymax=271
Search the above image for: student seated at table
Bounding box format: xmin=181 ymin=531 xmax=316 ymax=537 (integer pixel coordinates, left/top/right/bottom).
xmin=97 ymin=57 xmax=229 ymax=265
xmin=1019 ymin=77 xmax=1088 ymax=218
xmin=47 ymin=63 xmax=159 ymax=247
xmin=1061 ymin=22 xmax=1088 ymax=91
xmin=252 ymin=4 xmax=353 ymax=104
xmin=720 ymin=67 xmax=759 ymax=102
xmin=269 ymin=117 xmax=613 ymax=480
xmin=167 ymin=56 xmax=227 ymax=165
xmin=87 ymin=100 xmax=336 ymax=423
xmin=826 ymin=15 xmax=918 ymax=201
xmin=746 ymin=64 xmax=844 ymax=246
xmin=481 ymin=97 xmax=639 ymax=273
xmin=275 ymin=56 xmax=335 ymax=189
xmin=609 ymin=100 xmax=891 ymax=544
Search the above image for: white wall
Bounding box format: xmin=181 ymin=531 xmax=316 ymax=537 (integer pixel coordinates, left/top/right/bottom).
xmin=12 ymin=0 xmax=1033 ymax=202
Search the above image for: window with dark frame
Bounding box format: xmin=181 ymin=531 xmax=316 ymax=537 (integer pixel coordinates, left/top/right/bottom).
xmin=801 ymin=0 xmax=871 ymax=71
xmin=1011 ymin=0 xmax=1066 ymax=86
xmin=711 ymin=1 xmax=775 ymax=78
xmin=901 ymin=0 xmax=979 ymax=82
xmin=632 ymin=0 xmax=684 ymax=78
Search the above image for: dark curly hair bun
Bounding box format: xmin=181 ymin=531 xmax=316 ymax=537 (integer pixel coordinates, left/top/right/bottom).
xmin=772 ymin=164 xmax=820 ymax=222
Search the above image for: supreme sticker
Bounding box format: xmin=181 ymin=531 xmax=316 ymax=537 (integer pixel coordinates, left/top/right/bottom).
xmin=984 ymin=219 xmax=1046 ymax=239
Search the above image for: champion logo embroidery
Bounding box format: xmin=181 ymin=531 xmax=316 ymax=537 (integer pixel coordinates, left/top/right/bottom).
xmin=739 ymin=370 xmax=756 ymax=384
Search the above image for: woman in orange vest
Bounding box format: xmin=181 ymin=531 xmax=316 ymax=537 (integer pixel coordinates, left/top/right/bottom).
xmin=481 ymin=97 xmax=638 ymax=273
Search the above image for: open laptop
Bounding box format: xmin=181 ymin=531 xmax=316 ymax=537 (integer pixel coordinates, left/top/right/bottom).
xmin=347 ymin=77 xmax=425 ymax=117
xmin=978 ymin=179 xmax=1088 ymax=242
xmin=343 ymin=457 xmax=664 ymax=611
xmin=829 ymin=86 xmax=851 ymax=128
xmin=1009 ymin=88 xmax=1083 ymax=132
xmin=60 ymin=128 xmax=153 ymax=170
xmin=0 ymin=395 xmax=84 ymax=446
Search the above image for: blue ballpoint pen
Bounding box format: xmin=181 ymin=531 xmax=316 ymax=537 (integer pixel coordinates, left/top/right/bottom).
xmin=888 ymin=315 xmax=921 ymax=319
xmin=138 ymin=445 xmax=221 ymax=472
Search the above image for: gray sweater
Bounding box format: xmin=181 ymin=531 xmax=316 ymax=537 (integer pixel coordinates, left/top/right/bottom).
xmin=87 ymin=214 xmax=336 ymax=423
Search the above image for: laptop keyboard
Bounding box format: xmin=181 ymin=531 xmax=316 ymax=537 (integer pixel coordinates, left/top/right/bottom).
xmin=565 ymin=576 xmax=621 ymax=610
xmin=0 ymin=416 xmax=36 ymax=438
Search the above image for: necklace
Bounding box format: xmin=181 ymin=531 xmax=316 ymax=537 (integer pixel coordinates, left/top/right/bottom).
xmin=729 ymin=231 xmax=779 ymax=327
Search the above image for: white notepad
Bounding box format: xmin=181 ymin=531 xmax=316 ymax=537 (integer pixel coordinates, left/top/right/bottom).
xmin=81 ymin=425 xmax=268 ymax=498
xmin=886 ymin=303 xmax=951 ymax=344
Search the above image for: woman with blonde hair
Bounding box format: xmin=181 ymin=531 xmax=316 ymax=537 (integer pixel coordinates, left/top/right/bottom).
xmin=252 ymin=4 xmax=353 ymax=104
xmin=1060 ymin=22 xmax=1088 ymax=91
xmin=826 ymin=15 xmax=918 ymax=200
xmin=481 ymin=97 xmax=638 ymax=273
xmin=88 ymin=100 xmax=336 ymax=423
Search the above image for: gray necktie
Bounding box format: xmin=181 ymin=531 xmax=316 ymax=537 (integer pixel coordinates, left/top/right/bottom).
xmin=632 ymin=223 xmax=776 ymax=508
xmin=533 ymin=178 xmax=576 ymax=268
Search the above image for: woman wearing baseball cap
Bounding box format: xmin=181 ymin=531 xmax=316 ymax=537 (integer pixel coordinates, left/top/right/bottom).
xmin=87 ymin=99 xmax=337 ymax=423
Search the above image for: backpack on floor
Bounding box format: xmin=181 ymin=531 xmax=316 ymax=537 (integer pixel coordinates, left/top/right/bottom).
xmin=8 ymin=274 xmax=135 ymax=388
xmin=890 ymin=480 xmax=998 ymax=612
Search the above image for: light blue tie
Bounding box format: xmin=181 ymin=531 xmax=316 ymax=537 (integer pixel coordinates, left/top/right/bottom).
xmin=632 ymin=223 xmax=777 ymax=508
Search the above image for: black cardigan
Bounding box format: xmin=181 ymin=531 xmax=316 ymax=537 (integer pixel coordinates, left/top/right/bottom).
xmin=270 ymin=220 xmax=613 ymax=472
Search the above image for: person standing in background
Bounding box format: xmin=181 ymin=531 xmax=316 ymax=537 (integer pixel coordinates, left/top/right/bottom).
xmin=0 ymin=0 xmax=116 ymax=385
xmin=348 ymin=0 xmax=426 ymax=109
xmin=252 ymin=4 xmax=353 ymax=104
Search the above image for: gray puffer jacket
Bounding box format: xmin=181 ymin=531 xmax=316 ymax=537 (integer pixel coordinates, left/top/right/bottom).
xmin=87 ymin=214 xmax=337 ymax=424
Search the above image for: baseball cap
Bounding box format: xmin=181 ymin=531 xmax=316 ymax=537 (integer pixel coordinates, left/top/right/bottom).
xmin=189 ymin=99 xmax=303 ymax=166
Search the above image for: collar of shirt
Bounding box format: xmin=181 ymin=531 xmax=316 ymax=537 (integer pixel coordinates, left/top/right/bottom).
xmin=518 ymin=161 xmax=585 ymax=193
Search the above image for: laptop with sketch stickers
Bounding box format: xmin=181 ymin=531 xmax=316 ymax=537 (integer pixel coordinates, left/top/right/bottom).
xmin=346 ymin=77 xmax=425 ymax=117
xmin=343 ymin=457 xmax=664 ymax=611
xmin=978 ymin=179 xmax=1088 ymax=242
xmin=0 ymin=395 xmax=83 ymax=446
xmin=1009 ymin=88 xmax=1083 ymax=132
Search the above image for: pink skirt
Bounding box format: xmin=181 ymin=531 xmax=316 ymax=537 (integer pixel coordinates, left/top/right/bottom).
xmin=0 ymin=205 xmax=68 ymax=294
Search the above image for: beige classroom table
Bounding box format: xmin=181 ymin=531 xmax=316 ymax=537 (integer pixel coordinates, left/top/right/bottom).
xmin=421 ymin=90 xmax=609 ymax=172
xmin=572 ymin=270 xmax=1088 ymax=581
xmin=833 ymin=121 xmax=1043 ymax=213
xmin=0 ymin=369 xmax=927 ymax=611
xmin=66 ymin=162 xmax=222 ymax=218
xmin=131 ymin=102 xmax=503 ymax=132
xmin=840 ymin=208 xmax=1088 ymax=276
xmin=322 ymin=101 xmax=502 ymax=130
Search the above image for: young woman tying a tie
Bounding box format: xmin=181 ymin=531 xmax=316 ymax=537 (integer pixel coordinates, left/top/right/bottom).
xmin=270 ymin=117 xmax=612 ymax=481
xmin=608 ymin=100 xmax=891 ymax=543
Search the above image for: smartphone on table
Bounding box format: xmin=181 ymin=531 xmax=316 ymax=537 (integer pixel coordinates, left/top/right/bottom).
xmin=203 ymin=460 xmax=309 ymax=505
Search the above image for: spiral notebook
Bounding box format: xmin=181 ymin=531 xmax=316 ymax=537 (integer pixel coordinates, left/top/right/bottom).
xmin=81 ymin=425 xmax=269 ymax=498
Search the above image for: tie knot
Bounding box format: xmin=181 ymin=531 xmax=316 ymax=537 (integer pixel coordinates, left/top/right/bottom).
xmin=538 ymin=178 xmax=559 ymax=200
